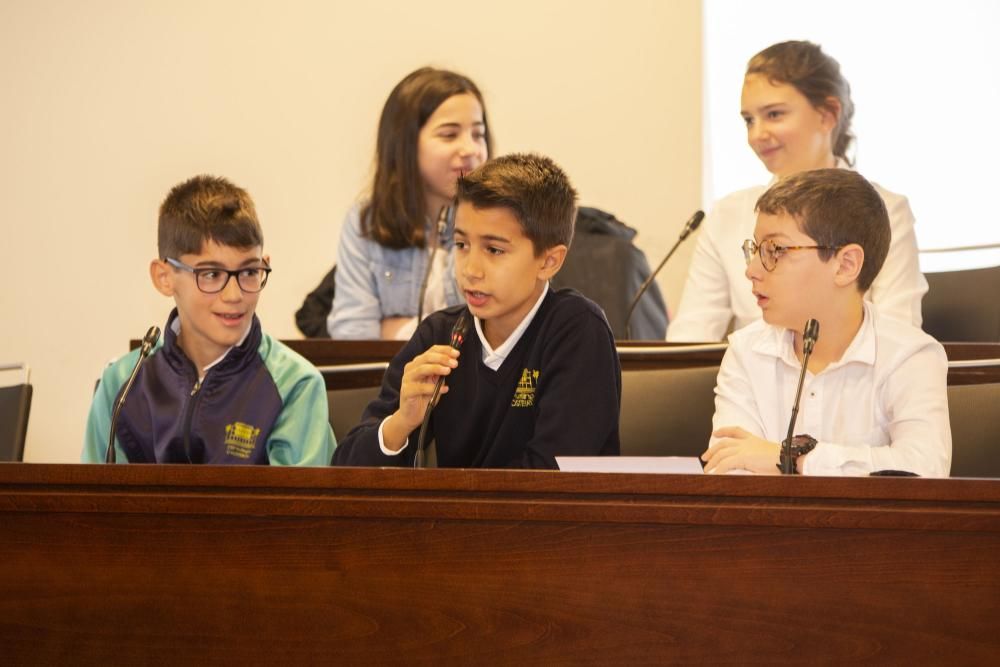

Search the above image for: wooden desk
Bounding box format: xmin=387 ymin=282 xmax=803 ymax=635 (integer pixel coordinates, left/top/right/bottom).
xmin=2 ymin=464 xmax=998 ymax=664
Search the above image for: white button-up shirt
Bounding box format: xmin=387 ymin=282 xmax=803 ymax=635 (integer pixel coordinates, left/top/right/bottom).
xmin=711 ymin=302 xmax=951 ymax=477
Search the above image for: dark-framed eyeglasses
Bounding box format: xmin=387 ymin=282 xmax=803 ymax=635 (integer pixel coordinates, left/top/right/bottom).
xmin=165 ymin=257 xmax=272 ymax=294
xmin=741 ymin=239 xmax=843 ymax=272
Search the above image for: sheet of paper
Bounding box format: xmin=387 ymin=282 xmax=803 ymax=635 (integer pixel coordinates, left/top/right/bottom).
xmin=556 ymin=456 xmax=704 ymax=474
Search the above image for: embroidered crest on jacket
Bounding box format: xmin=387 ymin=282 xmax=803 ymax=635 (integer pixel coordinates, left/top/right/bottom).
xmin=225 ymin=421 xmax=261 ymax=459
xmin=511 ymin=368 xmax=539 ymax=407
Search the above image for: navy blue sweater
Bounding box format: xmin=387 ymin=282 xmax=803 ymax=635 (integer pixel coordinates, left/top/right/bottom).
xmin=333 ymin=288 xmax=621 ymax=469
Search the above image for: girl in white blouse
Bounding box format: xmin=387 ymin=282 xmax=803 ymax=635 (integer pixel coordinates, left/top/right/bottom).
xmin=668 ymin=41 xmax=927 ymax=342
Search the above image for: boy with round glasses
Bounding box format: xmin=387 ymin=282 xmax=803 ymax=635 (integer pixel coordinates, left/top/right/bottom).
xmin=702 ymin=169 xmax=951 ymax=476
xmin=83 ymin=175 xmax=335 ymax=464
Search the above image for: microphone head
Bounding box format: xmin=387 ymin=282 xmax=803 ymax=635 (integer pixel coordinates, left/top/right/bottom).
xmin=679 ymin=210 xmax=706 ymax=240
xmin=803 ymin=319 xmax=820 ymax=354
xmin=141 ymin=325 xmax=161 ymax=354
xmin=450 ymin=310 xmax=470 ymax=349
xmin=688 ymin=210 xmax=706 ymax=231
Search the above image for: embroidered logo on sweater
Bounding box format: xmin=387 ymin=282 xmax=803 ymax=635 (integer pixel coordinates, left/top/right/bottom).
xmin=511 ymin=368 xmax=539 ymax=407
xmin=224 ymin=421 xmax=261 ymax=459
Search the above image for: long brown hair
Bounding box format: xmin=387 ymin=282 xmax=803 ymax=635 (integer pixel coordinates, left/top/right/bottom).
xmin=362 ymin=67 xmax=493 ymax=249
xmin=747 ymin=41 xmax=855 ymax=165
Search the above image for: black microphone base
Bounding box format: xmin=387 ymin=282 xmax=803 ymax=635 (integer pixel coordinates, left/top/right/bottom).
xmin=778 ymin=446 xmax=797 ymax=475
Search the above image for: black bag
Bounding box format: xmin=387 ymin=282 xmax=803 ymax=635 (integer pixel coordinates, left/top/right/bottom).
xmin=295 ymin=266 xmax=336 ymax=338
xmin=551 ymin=206 xmax=668 ymax=340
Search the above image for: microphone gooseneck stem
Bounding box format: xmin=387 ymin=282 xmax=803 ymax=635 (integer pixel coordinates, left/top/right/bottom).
xmin=624 ymin=210 xmax=704 ymax=340
xmin=417 ymin=205 xmax=450 ymax=324
xmin=780 ymin=319 xmax=819 ymax=474
xmin=625 ymin=237 xmax=682 ymax=340
xmin=106 ymin=326 xmax=160 ymax=463
xmin=107 ymin=373 xmax=139 ymax=463
xmin=781 ymin=363 xmax=810 ymax=474
xmin=414 ymin=309 xmax=469 ymax=468
xmin=414 ymin=376 xmax=446 ymax=469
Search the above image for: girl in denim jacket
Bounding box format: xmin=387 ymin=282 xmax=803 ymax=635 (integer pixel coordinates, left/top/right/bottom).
xmin=329 ymin=67 xmax=492 ymax=339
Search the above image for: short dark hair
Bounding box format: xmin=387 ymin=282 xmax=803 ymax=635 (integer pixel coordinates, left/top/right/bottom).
xmin=158 ymin=175 xmax=263 ymax=259
xmin=363 ymin=67 xmax=493 ymax=250
xmin=456 ymin=153 xmax=577 ymax=255
xmin=755 ymin=168 xmax=889 ymax=291
xmin=747 ymin=41 xmax=855 ymax=165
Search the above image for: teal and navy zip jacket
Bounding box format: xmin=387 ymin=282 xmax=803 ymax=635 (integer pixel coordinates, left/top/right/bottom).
xmin=82 ymin=309 xmax=335 ymax=465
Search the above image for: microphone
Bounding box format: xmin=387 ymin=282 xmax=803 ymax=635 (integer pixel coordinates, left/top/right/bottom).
xmin=416 ymin=204 xmax=452 ymax=324
xmin=414 ymin=309 xmax=470 ymax=468
xmin=779 ymin=319 xmax=819 ymax=474
xmin=625 ymin=209 xmax=705 ymax=339
xmin=802 ymin=318 xmax=819 ymax=355
xmin=106 ymin=326 xmax=161 ymax=463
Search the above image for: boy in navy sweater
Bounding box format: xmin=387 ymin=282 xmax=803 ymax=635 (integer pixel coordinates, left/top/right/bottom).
xmin=334 ymin=154 xmax=620 ymax=468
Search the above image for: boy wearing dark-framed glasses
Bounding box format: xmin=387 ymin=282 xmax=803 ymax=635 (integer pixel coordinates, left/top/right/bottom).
xmin=82 ymin=175 xmax=335 ymax=464
xmin=702 ymin=169 xmax=950 ymax=476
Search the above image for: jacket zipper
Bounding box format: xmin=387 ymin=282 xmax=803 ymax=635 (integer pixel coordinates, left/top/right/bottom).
xmin=182 ymin=377 xmax=203 ymax=462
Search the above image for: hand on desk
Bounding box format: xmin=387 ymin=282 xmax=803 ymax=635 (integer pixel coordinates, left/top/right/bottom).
xmin=702 ymin=426 xmax=782 ymax=475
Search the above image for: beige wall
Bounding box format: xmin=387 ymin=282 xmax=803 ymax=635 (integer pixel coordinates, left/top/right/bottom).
xmin=0 ymin=0 xmax=702 ymax=462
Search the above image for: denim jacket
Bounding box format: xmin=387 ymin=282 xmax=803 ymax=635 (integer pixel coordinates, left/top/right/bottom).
xmin=328 ymin=203 xmax=462 ymax=339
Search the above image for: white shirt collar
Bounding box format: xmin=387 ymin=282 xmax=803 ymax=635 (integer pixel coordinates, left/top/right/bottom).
xmin=474 ymin=283 xmax=549 ymax=371
xmin=170 ymin=316 xmax=253 ymax=377
xmin=750 ymin=301 xmax=876 ymax=373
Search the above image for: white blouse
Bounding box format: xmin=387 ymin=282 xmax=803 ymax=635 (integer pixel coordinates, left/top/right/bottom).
xmin=668 ymin=170 xmax=928 ymax=342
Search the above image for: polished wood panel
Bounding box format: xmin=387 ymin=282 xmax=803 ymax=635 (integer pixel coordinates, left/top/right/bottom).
xmin=1 ymin=464 xmax=998 ymax=664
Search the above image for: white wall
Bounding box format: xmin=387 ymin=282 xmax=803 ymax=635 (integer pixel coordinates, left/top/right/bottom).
xmin=703 ymin=0 xmax=1000 ymax=268
xmin=0 ymin=0 xmax=702 ymax=462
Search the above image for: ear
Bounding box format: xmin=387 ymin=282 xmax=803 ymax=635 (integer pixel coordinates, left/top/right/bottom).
xmin=832 ymin=243 xmax=864 ymax=288
xmin=537 ymin=244 xmax=568 ymax=281
xmin=820 ymin=96 xmax=842 ymax=133
xmin=150 ymin=259 xmax=175 ymax=297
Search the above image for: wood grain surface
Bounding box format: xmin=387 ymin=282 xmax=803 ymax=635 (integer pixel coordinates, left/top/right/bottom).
xmin=1 ymin=464 xmax=998 ymax=664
